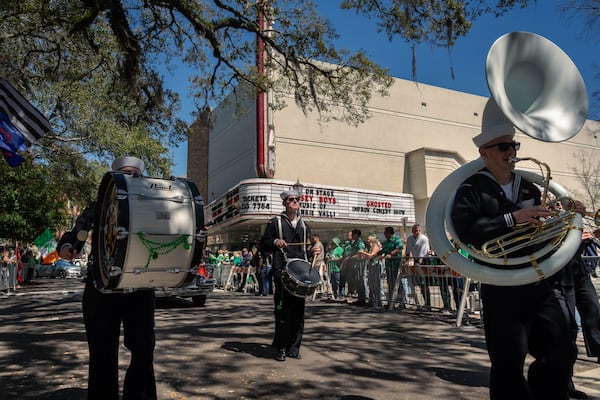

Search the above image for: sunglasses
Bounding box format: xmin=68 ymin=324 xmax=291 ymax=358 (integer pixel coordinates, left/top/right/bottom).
xmin=484 ymin=141 xmax=520 ymax=152
xmin=286 ymin=197 xmax=300 ymax=203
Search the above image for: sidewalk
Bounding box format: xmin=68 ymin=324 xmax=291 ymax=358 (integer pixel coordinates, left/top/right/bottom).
xmin=574 ymin=366 xmax=600 ymax=398
xmin=2 ymin=280 xmax=600 ymax=399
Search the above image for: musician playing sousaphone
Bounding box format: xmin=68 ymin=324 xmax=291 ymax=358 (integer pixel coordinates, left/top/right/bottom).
xmin=450 ymin=99 xmax=585 ymax=400
xmin=58 ymin=156 xmax=157 ymax=400
xmin=260 ymin=189 xmax=320 ymax=361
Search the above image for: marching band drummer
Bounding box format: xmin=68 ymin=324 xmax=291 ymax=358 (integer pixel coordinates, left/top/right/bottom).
xmin=450 ymin=99 xmax=583 ymax=400
xmin=260 ymin=189 xmax=320 ymax=361
xmin=58 ymin=156 xmax=157 ymax=400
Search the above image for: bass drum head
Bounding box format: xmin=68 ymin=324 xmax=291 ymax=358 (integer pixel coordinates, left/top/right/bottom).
xmin=186 ymin=177 xmax=206 ymax=277
xmin=92 ymin=172 xmax=129 ymax=290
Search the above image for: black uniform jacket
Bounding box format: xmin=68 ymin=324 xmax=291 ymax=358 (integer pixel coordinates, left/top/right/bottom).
xmin=260 ymin=212 xmax=311 ymax=271
xmin=58 ymin=202 xmax=97 ymax=257
xmin=451 ymin=169 xmax=541 ymax=252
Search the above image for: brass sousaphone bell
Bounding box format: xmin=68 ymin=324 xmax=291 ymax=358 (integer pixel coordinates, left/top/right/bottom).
xmin=486 ymin=31 xmax=588 ymax=143
xmin=425 ymin=32 xmax=589 ymax=286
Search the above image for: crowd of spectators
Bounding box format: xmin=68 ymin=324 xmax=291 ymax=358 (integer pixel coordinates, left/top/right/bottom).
xmin=207 ymin=246 xmax=274 ymax=296
xmin=1 ymin=243 xmax=38 ymax=292
xmin=205 ymin=224 xmax=472 ymax=313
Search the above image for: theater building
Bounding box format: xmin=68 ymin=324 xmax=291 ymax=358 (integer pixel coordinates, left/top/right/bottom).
xmin=187 ymin=77 xmax=600 ymax=249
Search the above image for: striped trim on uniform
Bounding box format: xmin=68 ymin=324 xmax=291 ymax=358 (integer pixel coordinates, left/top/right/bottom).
xmin=504 ymin=212 xmax=515 ymax=227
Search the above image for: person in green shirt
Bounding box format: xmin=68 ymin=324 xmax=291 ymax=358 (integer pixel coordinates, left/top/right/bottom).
xmin=340 ymin=229 xmax=367 ymax=305
xmin=326 ymin=237 xmax=344 ymax=299
xmin=331 ymin=238 xmax=344 ymax=259
xmin=215 ymin=249 xmax=229 ymax=264
xmin=380 ymin=227 xmax=404 ymax=308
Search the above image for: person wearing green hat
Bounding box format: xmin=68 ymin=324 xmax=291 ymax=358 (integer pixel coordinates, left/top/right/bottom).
xmin=327 ymin=237 xmax=344 ymax=299
xmin=340 ymin=229 xmax=366 ymax=305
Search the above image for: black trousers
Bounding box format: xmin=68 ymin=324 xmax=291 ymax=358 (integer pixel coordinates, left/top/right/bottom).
xmin=272 ymin=277 xmax=305 ymax=355
xmin=573 ymin=266 xmax=600 ymax=357
xmin=82 ymin=282 xmax=157 ymax=400
xmin=481 ymin=281 xmax=575 ymax=400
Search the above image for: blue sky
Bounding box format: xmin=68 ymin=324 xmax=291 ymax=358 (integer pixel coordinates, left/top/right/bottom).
xmin=167 ymin=2 xmax=599 ymax=177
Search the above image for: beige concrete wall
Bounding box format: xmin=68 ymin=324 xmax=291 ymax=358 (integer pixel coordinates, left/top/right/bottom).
xmin=271 ymin=79 xmax=483 ymax=194
xmin=270 ymin=78 xmax=600 ymax=226
xmin=206 ymin=91 xmax=257 ymax=201
xmin=193 ymin=76 xmax=600 ymax=229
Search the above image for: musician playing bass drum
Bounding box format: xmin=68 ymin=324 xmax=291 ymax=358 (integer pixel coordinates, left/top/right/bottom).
xmin=58 ymin=156 xmax=157 ymax=400
xmin=260 ymin=189 xmax=320 ymax=362
xmin=450 ymin=99 xmax=584 ymax=400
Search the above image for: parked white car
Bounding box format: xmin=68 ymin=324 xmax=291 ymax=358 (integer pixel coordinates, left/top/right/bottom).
xmin=34 ymin=259 xmax=82 ymax=279
xmin=154 ymin=263 xmax=216 ymax=306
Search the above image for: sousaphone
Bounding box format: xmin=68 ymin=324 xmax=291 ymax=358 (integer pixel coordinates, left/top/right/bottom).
xmin=426 ymin=32 xmax=588 ymax=286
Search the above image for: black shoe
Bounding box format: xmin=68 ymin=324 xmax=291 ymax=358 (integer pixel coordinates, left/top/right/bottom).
xmin=569 ymin=388 xmax=588 ymax=399
xmin=286 ymin=352 xmax=301 ymax=359
xmin=274 ymin=349 xmax=286 ymax=361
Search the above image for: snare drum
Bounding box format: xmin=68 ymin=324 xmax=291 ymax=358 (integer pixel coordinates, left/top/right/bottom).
xmin=281 ymin=258 xmax=321 ymax=298
xmin=92 ymin=171 xmax=205 ymax=290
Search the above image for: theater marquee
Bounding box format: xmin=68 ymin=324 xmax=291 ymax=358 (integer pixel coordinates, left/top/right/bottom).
xmin=208 ymin=179 xmax=415 ymax=225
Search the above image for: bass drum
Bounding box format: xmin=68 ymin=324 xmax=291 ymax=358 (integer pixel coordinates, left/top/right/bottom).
xmin=281 ymin=258 xmax=321 ymax=298
xmin=92 ymin=171 xmax=205 ymax=290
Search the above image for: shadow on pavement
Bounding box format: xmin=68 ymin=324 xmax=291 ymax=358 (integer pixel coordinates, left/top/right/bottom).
xmin=1 ymin=283 xmax=494 ymax=399
xmin=221 ymin=341 xmax=274 ymax=359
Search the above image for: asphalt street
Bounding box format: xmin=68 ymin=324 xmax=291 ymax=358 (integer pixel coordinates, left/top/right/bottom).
xmin=1 ymin=277 xmax=600 ymax=400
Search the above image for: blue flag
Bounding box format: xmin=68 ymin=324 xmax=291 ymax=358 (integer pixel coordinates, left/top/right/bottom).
xmin=0 ymin=113 xmax=27 ymax=166
xmin=0 ymin=77 xmax=51 ymax=166
xmin=0 ymin=112 xmax=27 ymax=150
xmin=1 ymin=149 xmax=25 ymax=167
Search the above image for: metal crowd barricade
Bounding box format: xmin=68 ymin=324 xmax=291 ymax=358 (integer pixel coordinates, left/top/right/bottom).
xmin=385 ymin=256 xmax=470 ymax=311
xmin=336 ymin=257 xmax=370 ymax=302
xmin=311 ymin=261 xmax=334 ymax=301
xmin=209 ymin=253 xmax=484 ymax=324
xmin=220 ymin=263 xmax=233 ymax=289
xmin=207 ymin=262 xmax=233 ymax=289
xmin=0 ymin=262 xmax=18 ymax=293
xmin=325 ymin=255 xmax=482 ymax=324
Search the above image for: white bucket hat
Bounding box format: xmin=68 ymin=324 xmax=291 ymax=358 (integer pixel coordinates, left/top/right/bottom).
xmin=472 ymin=98 xmax=515 ymax=148
xmin=112 ymin=156 xmax=144 ymax=172
xmin=280 ymin=189 xmax=301 ymax=201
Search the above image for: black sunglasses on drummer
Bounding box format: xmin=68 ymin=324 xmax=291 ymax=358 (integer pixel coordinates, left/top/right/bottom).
xmin=484 ymin=141 xmax=520 ymax=152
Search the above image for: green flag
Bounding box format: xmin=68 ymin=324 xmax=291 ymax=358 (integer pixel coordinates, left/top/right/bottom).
xmin=33 ymin=228 xmax=53 ymax=248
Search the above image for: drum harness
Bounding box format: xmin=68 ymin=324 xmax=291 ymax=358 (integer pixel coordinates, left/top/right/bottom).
xmin=275 ymin=215 xmax=308 ymax=310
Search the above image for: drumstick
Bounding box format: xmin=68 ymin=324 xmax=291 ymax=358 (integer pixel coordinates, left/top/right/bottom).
xmin=284 ymin=242 xmax=312 ymax=246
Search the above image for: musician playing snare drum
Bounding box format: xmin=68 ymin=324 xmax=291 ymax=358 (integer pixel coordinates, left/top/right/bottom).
xmin=260 ymin=189 xmax=320 ymax=362
xmin=58 ymin=156 xmax=157 ymax=400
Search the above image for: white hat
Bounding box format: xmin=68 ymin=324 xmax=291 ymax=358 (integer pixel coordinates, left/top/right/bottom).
xmin=472 ymin=98 xmax=516 ymax=148
xmin=280 ymin=189 xmax=301 ymax=200
xmin=112 ymin=156 xmax=144 ymax=172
